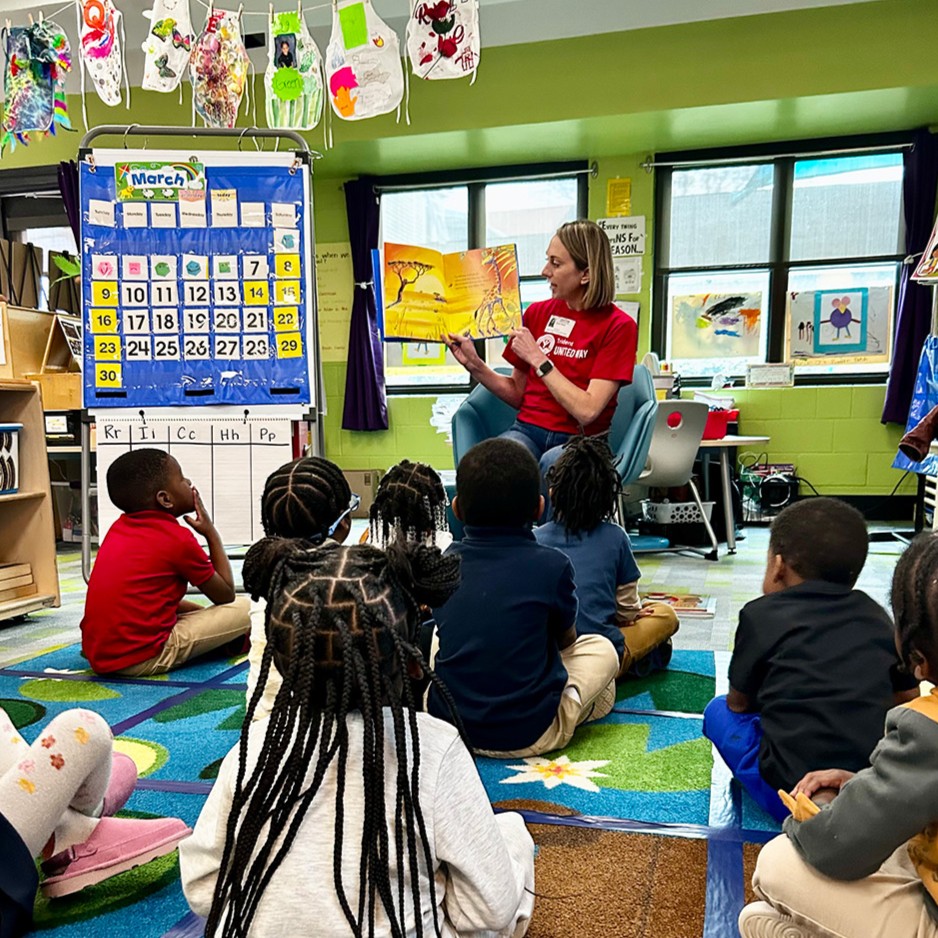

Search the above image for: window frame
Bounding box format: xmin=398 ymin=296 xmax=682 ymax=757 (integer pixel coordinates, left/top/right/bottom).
xmin=375 ymin=161 xmax=590 ymax=395
xmin=651 ymin=132 xmax=910 ymax=386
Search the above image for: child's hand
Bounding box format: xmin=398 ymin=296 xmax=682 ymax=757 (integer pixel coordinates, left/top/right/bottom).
xmin=790 ymin=768 xmax=855 ymax=798
xmin=184 ymin=488 xmax=217 ymax=537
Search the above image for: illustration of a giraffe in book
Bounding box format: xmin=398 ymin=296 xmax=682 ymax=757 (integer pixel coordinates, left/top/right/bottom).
xmin=474 ymin=249 xmax=518 ymax=336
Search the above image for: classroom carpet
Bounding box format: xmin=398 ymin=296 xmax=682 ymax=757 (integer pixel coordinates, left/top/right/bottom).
xmin=0 ymin=641 xmax=776 ymax=937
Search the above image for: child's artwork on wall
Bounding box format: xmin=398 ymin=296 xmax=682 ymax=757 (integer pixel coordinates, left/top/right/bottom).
xmin=265 ymin=6 xmax=324 ymax=130
xmin=669 ymin=292 xmax=764 ymax=360
xmin=325 ymin=0 xmax=404 ymax=121
xmin=787 ymin=286 xmax=892 ymax=365
xmin=406 ymin=0 xmax=480 ymax=82
xmin=381 ymin=243 xmax=521 ymax=341
xmin=914 ymin=216 xmax=938 ymax=282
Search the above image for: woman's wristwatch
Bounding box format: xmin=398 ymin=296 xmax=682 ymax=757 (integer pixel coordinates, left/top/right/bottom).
xmin=535 ymin=359 xmax=554 ymax=378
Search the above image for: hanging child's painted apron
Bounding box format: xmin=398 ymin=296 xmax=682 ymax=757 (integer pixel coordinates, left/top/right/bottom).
xmin=141 ymin=0 xmax=192 ymax=93
xmin=1 ymin=19 xmax=71 ymax=154
xmin=190 ymin=8 xmax=250 ymax=128
xmin=78 ymin=0 xmax=127 ymax=109
xmin=325 ymin=0 xmax=404 ymax=121
xmin=406 ymin=0 xmax=480 ymax=81
xmin=265 ymin=5 xmax=324 ymax=130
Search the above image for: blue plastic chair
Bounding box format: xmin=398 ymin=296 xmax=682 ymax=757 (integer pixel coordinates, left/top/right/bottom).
xmin=447 ymin=365 xmax=659 ymax=537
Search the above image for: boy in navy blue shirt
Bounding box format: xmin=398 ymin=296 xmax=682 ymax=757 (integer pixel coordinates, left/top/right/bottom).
xmin=703 ymin=497 xmax=919 ymax=821
xmin=428 ymin=438 xmax=619 ymax=756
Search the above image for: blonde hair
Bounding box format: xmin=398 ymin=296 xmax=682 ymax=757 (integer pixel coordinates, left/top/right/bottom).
xmin=555 ymin=220 xmax=615 ymax=309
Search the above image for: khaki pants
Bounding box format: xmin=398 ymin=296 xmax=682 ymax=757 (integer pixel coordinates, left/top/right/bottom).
xmin=752 ymin=833 xmax=938 ymax=938
xmin=115 ymin=597 xmax=251 ymax=677
xmin=479 ymin=633 xmax=620 ymax=759
xmin=617 ymin=602 xmax=680 ymax=679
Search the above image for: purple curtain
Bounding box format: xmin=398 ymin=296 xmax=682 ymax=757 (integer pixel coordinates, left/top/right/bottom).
xmin=57 ymin=160 xmax=80 ymax=244
xmin=883 ymin=130 xmax=938 ymax=425
xmin=341 ymin=178 xmax=388 ymax=431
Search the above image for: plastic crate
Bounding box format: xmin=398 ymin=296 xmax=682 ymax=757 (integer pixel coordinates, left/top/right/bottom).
xmin=643 ymin=499 xmax=714 ymax=525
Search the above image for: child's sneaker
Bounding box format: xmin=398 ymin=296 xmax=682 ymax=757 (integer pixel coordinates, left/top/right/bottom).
xmin=738 ymin=900 xmax=816 ymax=937
xmin=100 ymin=752 xmax=138 ymax=816
xmin=40 ymin=816 xmax=191 ymax=898
xmin=625 ymin=638 xmax=674 ymax=679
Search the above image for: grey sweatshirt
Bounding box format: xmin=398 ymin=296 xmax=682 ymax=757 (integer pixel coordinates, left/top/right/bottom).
xmin=785 ymin=695 xmax=938 ymax=923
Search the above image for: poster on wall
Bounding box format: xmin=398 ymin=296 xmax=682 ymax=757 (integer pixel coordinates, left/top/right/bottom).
xmin=597 ymin=216 xmax=645 ymax=256
xmin=80 ymin=149 xmax=316 ymax=408
xmin=669 ymin=291 xmax=764 ymax=360
xmin=787 ymin=286 xmax=892 ymax=365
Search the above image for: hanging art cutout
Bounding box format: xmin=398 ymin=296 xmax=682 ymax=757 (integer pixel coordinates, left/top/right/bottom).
xmin=141 ymin=0 xmax=192 ymax=93
xmin=1 ymin=18 xmax=71 ymax=154
xmin=325 ymin=0 xmax=404 ymax=121
xmin=265 ymin=5 xmax=324 ymax=130
xmin=79 ymin=0 xmax=127 ymax=108
xmin=190 ymin=8 xmax=250 ymax=128
xmin=406 ymin=0 xmax=480 ymax=81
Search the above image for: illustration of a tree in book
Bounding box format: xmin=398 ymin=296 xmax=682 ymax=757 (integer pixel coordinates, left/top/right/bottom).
xmin=474 ymin=245 xmax=520 ymax=336
xmin=387 ymin=259 xmax=433 ymax=307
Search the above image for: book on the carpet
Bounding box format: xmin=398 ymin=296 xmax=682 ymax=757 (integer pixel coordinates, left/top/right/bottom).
xmin=0 ymin=582 xmax=37 ymax=603
xmin=641 ymin=591 xmax=716 ymax=619
xmin=381 ymin=242 xmax=522 ymax=341
xmin=0 ymin=562 xmax=30 ymax=582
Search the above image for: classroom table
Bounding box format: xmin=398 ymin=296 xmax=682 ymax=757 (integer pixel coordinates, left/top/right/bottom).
xmin=698 ymin=435 xmax=770 ymax=554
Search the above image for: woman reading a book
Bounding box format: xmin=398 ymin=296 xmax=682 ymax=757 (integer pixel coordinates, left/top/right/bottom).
xmin=448 ymin=219 xmax=637 ymax=495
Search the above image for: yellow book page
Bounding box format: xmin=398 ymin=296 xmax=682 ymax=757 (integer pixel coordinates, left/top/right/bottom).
xmin=383 ymin=244 xmax=446 ymax=341
xmin=442 ymin=245 xmax=522 ymax=339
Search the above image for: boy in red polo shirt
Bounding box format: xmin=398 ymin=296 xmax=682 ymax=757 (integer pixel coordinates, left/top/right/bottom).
xmin=81 ymin=448 xmax=250 ymax=676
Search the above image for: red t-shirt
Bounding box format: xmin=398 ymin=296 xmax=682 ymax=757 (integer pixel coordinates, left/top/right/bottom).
xmin=81 ymin=510 xmax=215 ymax=673
xmin=503 ymin=299 xmax=637 ymax=434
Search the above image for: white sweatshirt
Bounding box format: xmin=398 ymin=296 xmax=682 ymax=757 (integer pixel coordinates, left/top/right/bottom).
xmin=180 ymin=709 xmax=535 ymax=937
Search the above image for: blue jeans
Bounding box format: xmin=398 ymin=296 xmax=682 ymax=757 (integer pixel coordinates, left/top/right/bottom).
xmin=499 ymin=420 xmax=575 ymax=521
xmin=702 ymin=695 xmax=789 ymax=822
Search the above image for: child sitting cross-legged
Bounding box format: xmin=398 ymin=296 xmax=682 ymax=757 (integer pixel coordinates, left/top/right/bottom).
xmin=428 ymin=438 xmax=620 ymax=757
xmin=0 ymin=706 xmax=189 ymax=933
xmin=245 ymin=456 xmax=356 ymax=721
xmin=703 ymin=497 xmax=919 ymax=823
xmin=180 ymin=539 xmax=535 ymax=938
xmin=534 ymin=435 xmax=679 ymax=679
xmin=738 ymin=532 xmax=938 ymax=938
xmin=81 ymin=448 xmax=250 ymax=676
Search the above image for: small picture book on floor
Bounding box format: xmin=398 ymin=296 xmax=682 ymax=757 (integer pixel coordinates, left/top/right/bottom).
xmin=641 ymin=590 xmax=716 ymax=619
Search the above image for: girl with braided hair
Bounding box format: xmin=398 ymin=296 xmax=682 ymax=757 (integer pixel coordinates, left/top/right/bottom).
xmin=365 ymin=460 xmax=452 ymax=551
xmin=739 ymin=532 xmax=938 ymax=938
xmin=246 ymin=456 xmax=356 ymax=721
xmin=180 ymin=540 xmax=535 ymax=938
xmin=534 ymin=435 xmax=678 ymax=678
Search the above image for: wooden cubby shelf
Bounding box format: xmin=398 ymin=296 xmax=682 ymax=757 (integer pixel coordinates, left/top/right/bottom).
xmin=0 ymin=379 xmax=60 ymax=622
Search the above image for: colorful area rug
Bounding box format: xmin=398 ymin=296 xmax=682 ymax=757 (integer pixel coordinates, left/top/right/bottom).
xmin=0 ymin=643 xmax=776 ymax=937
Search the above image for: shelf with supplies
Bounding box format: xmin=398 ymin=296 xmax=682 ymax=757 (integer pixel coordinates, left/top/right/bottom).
xmin=0 ymin=380 xmax=60 ymax=621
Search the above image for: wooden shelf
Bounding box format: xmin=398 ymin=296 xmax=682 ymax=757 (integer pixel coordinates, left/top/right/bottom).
xmin=0 ymin=379 xmax=60 ymax=623
xmin=0 ymin=491 xmax=45 ymax=504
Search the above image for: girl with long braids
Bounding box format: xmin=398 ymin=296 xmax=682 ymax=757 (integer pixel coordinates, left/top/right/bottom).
xmin=534 ymin=435 xmax=678 ymax=678
xmin=245 ymin=456 xmax=357 ymax=721
xmin=365 ymin=460 xmax=452 ymax=551
xmin=180 ymin=540 xmax=535 ymax=938
xmin=739 ymin=532 xmax=938 ymax=938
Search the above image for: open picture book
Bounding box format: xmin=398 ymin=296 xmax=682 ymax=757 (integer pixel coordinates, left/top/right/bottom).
xmin=640 ymin=591 xmax=717 ymax=619
xmin=380 ymin=242 xmax=522 ymax=341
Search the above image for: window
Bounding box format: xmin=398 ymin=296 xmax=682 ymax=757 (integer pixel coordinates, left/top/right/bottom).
xmin=379 ymin=166 xmax=587 ymax=390
xmin=654 ymin=141 xmax=906 ymax=379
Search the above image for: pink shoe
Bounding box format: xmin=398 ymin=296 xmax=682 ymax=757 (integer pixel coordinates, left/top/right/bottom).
xmin=101 ymin=752 xmax=138 ymax=816
xmin=40 ymin=816 xmax=191 ymax=898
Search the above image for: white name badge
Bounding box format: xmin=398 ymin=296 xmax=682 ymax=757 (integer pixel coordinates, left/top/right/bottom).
xmin=545 ymin=315 xmax=575 ymax=338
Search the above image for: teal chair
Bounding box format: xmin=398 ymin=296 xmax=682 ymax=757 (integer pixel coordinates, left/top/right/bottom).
xmin=447 ymin=365 xmax=659 ymax=537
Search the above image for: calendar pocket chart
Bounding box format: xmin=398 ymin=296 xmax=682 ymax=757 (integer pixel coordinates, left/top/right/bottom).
xmin=80 ymin=150 xmax=317 ymax=408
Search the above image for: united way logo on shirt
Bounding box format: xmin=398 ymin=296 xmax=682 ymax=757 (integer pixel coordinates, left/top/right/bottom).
xmin=538 ymin=334 xmax=556 ymax=355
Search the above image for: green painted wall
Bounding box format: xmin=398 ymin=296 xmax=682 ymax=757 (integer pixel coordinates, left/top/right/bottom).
xmin=6 ymin=1 xmax=934 ymax=492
